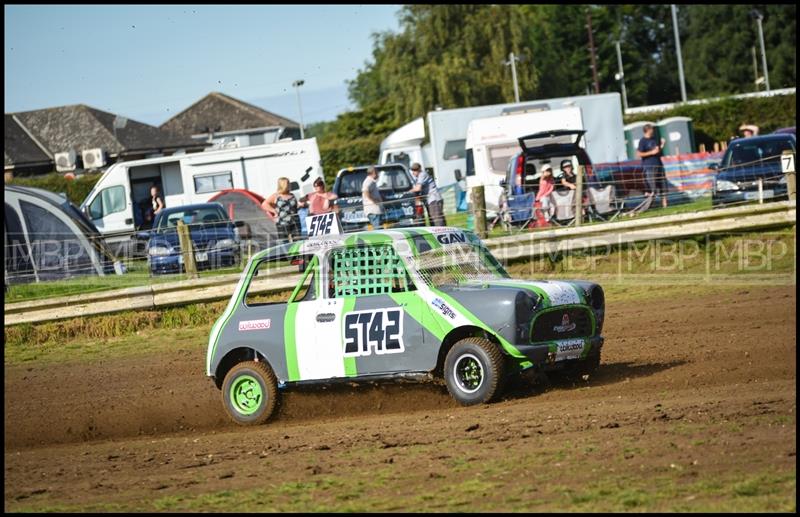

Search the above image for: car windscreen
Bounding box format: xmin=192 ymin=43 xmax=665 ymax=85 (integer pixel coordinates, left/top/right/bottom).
xmin=411 ymin=242 xmax=509 ymax=287
xmin=722 ymin=138 xmax=795 ymax=168
xmin=337 ymin=167 xmax=412 ymax=198
xmin=157 ymin=206 xmax=228 ymax=230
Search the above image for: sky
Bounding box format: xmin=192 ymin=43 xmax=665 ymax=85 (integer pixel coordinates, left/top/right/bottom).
xmin=4 ymin=5 xmax=401 ymax=126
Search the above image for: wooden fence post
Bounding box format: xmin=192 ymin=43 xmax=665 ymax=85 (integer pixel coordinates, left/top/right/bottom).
xmin=177 ymin=220 xmax=198 ymax=279
xmin=472 ymin=186 xmax=487 ymax=239
xmin=575 ymin=165 xmax=584 ymax=226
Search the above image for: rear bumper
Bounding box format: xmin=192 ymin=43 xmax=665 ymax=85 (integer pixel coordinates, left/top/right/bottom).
xmin=712 ymin=185 xmax=788 ymax=206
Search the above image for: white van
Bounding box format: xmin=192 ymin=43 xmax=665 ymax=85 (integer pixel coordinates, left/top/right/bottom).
xmin=80 ymin=138 xmax=323 ymax=256
xmin=464 ymin=107 xmax=584 ymax=216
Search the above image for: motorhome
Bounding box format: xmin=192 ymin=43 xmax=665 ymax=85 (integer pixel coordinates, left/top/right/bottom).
xmin=80 ymin=137 xmax=323 ymax=256
xmin=378 ymin=93 xmax=626 ymax=191
xmin=464 ymin=107 xmax=585 ymax=216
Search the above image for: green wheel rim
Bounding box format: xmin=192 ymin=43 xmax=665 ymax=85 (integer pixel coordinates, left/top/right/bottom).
xmin=229 ymin=374 xmax=264 ymax=416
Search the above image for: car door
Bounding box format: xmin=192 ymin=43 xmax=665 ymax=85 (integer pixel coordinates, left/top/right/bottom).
xmin=327 ymin=244 xmax=427 ymax=377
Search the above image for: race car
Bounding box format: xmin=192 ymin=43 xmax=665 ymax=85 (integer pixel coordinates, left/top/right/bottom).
xmin=206 ymin=226 xmax=605 ymax=425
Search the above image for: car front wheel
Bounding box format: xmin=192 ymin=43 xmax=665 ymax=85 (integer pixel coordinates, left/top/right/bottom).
xmin=444 ymin=337 xmax=506 ymax=406
xmin=221 ymin=361 xmax=279 ymax=425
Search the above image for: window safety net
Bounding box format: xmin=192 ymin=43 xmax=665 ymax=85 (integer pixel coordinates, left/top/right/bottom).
xmin=413 ymin=243 xmax=508 ymax=287
xmin=332 ymin=245 xmax=409 ymax=297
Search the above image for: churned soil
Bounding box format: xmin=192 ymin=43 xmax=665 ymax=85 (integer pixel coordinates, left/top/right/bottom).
xmin=4 ymin=285 xmax=796 ymax=511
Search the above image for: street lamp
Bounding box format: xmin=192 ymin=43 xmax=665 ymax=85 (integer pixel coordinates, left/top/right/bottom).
xmin=292 ymin=79 xmax=305 ymax=139
xmin=750 ymin=9 xmax=770 ymax=92
xmin=503 ymin=52 xmax=522 ymax=103
xmin=614 ymin=41 xmax=628 ymax=112
xmin=671 ymin=4 xmax=687 ymax=102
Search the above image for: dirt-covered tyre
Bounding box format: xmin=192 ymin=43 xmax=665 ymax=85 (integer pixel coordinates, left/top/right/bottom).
xmin=221 ymin=361 xmax=279 ymax=425
xmin=444 ymin=337 xmax=506 ymax=406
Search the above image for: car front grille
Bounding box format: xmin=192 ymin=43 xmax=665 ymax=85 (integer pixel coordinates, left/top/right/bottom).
xmin=530 ymin=307 xmax=594 ymax=342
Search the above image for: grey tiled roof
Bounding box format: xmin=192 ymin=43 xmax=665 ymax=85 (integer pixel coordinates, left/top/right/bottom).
xmin=160 ymin=92 xmax=299 ymax=136
xmin=5 ymin=115 xmax=51 ymax=167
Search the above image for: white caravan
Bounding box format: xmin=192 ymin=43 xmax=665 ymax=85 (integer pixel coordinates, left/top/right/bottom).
xmin=80 ymin=137 xmax=323 ymax=255
xmin=379 ymin=93 xmax=625 ymax=190
xmin=464 ymin=106 xmax=584 ymax=216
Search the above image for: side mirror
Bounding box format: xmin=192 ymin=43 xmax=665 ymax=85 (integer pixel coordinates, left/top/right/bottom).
xmin=709 ymin=163 xmax=719 ymax=171
xmin=454 ymin=169 xmax=463 ymax=182
xmin=235 ymin=221 xmax=251 ymax=240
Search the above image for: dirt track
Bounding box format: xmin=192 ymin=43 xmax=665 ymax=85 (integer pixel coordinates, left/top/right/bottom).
xmin=4 ymin=285 xmax=796 ymax=511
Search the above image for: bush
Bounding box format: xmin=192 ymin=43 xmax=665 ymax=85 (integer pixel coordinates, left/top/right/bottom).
xmin=319 ymin=134 xmax=386 ymax=185
xmin=624 ymin=93 xmax=796 ymax=150
xmin=8 ymin=171 xmax=103 ymax=206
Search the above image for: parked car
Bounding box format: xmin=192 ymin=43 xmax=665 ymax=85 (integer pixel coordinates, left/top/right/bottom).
xmin=137 ymin=202 xmax=242 ymax=275
xmin=331 ymin=164 xmax=418 ymax=231
xmin=711 ymin=133 xmax=795 ymax=207
xmin=205 ymin=226 xmax=606 ymax=425
xmin=772 ymin=127 xmax=796 ymax=136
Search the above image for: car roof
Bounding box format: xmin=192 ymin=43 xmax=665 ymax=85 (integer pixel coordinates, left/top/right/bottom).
xmin=730 ymin=133 xmax=796 ymax=144
xmin=160 ymin=202 xmax=225 ymax=214
xmin=252 ymin=226 xmax=478 ymax=262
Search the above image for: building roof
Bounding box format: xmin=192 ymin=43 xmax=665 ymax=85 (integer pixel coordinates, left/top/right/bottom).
xmin=159 ymin=92 xmax=299 ymax=137
xmin=5 ymin=115 xmax=51 ymax=168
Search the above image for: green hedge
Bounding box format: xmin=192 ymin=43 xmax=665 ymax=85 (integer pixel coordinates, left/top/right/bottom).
xmin=318 ymin=134 xmax=385 ymax=185
xmin=8 ymin=172 xmax=102 ymax=206
xmin=624 ymin=93 xmax=796 ymax=150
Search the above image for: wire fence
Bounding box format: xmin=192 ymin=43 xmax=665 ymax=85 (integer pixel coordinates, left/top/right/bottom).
xmin=4 ymin=151 xmax=795 ymax=300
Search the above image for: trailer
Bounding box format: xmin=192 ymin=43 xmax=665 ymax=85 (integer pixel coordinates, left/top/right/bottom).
xmin=80 ymin=138 xmax=323 ymax=256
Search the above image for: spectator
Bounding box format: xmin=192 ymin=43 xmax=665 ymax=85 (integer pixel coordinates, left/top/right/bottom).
xmin=739 ymin=124 xmax=760 ymax=138
xmin=150 ymin=185 xmax=165 ymax=216
xmin=559 ymin=160 xmax=577 ymax=190
xmin=536 ymin=164 xmax=556 ymax=222
xmin=361 ymin=166 xmax=384 ymax=230
xmin=262 ymin=177 xmax=304 ymax=242
xmin=409 ymin=162 xmax=447 ymax=226
xmin=304 ymin=177 xmax=338 ymax=216
xmin=636 ymin=124 xmax=668 ymax=208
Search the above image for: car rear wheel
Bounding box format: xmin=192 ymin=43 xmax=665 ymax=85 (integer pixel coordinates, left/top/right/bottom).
xmin=444 ymin=337 xmax=505 ymax=406
xmin=221 ymin=361 xmax=279 ymax=425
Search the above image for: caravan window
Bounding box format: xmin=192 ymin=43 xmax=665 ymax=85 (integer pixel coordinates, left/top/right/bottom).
xmin=88 ymin=186 xmax=126 ymax=220
xmin=488 ymin=144 xmax=521 ymax=175
xmin=443 ymin=139 xmax=467 ymax=161
xmin=194 ymin=172 xmax=233 ymax=194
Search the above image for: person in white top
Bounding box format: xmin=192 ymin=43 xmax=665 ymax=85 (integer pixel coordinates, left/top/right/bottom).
xmin=361 ymin=166 xmax=384 ymax=229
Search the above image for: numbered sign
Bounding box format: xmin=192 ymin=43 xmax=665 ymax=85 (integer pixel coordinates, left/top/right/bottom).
xmin=781 ymin=152 xmax=795 ymax=174
xmin=306 ymin=212 xmax=342 ymax=237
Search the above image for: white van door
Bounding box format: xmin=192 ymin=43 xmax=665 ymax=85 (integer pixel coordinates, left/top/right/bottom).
xmin=86 ymin=184 xmax=133 ymax=237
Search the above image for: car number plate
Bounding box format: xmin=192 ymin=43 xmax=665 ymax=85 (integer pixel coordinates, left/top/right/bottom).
xmin=343 ymin=209 xmax=366 ymax=222
xmin=744 ymin=190 xmax=773 ymax=200
xmin=195 ymin=252 xmax=209 ymax=262
xmin=554 ymin=339 xmax=585 ymax=361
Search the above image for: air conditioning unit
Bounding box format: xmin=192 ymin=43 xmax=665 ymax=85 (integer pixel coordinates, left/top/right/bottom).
xmin=54 ymin=150 xmax=77 ymax=172
xmin=81 ymin=148 xmax=106 ymax=169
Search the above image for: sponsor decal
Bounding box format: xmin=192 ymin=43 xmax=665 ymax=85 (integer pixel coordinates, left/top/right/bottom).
xmin=435 ymin=231 xmax=467 ymax=245
xmin=238 ymin=318 xmax=272 ymax=331
xmin=553 ymin=313 xmax=577 ymax=333
xmin=431 ymin=297 xmax=456 ymax=320
xmin=343 ymin=309 xmax=405 ymax=357
xmin=304 ymin=238 xmax=341 ymax=251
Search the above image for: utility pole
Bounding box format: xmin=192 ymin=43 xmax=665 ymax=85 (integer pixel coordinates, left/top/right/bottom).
xmin=614 ymin=41 xmax=628 ymax=111
xmin=292 ymin=79 xmax=305 ymax=139
xmin=586 ymin=10 xmax=600 ymax=94
xmin=751 ymin=46 xmax=760 ymax=91
xmin=751 ymin=10 xmax=770 ymax=92
xmin=670 ymin=5 xmax=687 ymax=102
xmin=504 ymin=52 xmax=521 ymax=103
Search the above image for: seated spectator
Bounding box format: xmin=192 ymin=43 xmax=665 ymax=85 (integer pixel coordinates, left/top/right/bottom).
xmin=559 ymin=160 xmax=578 ymax=190
xmin=536 ymin=164 xmax=556 ymax=221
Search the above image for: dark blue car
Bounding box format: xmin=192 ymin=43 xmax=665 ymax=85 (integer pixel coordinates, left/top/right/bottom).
xmin=139 ymin=203 xmax=241 ymax=275
xmin=711 ymin=134 xmax=795 ymax=207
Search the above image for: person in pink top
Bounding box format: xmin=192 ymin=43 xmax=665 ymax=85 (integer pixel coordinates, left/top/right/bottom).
xmin=536 ymin=163 xmax=555 ymax=222
xmin=303 ymin=177 xmax=338 ymax=215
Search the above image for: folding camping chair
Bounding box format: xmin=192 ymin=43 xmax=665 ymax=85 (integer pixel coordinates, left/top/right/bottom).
xmin=505 ymin=193 xmax=536 ymax=231
xmin=548 ymin=189 xmax=577 ymax=226
xmin=586 ymin=185 xmax=624 ymax=222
